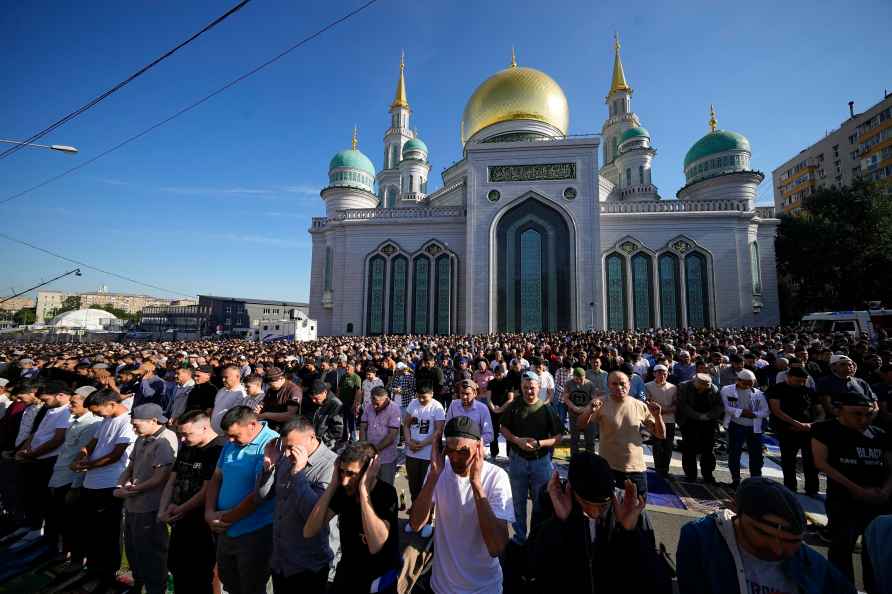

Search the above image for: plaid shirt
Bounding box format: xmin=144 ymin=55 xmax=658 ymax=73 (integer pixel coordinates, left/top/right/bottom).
xmin=388 ymin=372 xmax=416 ymax=408
xmin=554 ymin=367 xmax=572 ymax=401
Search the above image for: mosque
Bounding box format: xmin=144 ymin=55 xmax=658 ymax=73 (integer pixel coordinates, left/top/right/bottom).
xmin=308 ymin=39 xmax=780 ymax=336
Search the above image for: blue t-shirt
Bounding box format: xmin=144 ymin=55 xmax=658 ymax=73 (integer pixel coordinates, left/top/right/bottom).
xmin=216 ymin=421 xmax=278 ymax=536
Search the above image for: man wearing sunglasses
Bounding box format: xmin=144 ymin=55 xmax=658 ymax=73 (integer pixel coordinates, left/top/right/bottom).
xmin=409 ymin=416 xmax=513 ymax=594
xmin=677 ymin=478 xmax=854 ymax=594
xmin=524 ymin=452 xmax=672 ymax=593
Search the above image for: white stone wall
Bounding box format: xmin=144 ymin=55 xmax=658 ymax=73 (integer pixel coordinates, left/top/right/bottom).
xmin=310 ymin=219 xmax=465 ymax=336
xmin=321 ymin=186 xmax=379 ymax=218
xmin=601 ymin=213 xmax=745 ymax=328
xmin=462 ymin=136 xmax=601 ymax=333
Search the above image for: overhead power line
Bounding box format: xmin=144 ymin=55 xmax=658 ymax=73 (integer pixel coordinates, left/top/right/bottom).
xmin=1 ymin=0 xmax=381 ymax=206
xmin=0 ymin=232 xmax=194 ymax=298
xmin=0 ymin=0 xmax=252 ymax=162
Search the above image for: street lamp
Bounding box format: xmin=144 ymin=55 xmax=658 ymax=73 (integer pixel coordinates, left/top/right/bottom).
xmin=0 ymin=139 xmax=79 ymax=154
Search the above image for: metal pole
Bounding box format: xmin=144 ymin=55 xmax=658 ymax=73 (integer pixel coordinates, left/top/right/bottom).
xmin=0 ymin=268 xmax=82 ymax=305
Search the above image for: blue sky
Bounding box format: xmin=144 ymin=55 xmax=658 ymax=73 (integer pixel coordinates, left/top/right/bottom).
xmin=3 ymin=0 xmax=890 ymax=303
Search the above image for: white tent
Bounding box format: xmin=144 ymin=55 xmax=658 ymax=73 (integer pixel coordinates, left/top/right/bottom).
xmin=50 ymin=308 xmax=118 ymax=331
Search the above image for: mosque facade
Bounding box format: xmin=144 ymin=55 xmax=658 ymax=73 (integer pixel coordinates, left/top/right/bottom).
xmin=308 ymin=41 xmax=780 ymax=336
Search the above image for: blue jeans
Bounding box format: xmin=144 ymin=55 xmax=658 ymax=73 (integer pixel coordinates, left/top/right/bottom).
xmin=727 ymin=422 xmax=763 ymax=482
xmin=549 ymin=401 xmax=567 ymax=431
xmin=508 ymin=454 xmax=553 ymax=543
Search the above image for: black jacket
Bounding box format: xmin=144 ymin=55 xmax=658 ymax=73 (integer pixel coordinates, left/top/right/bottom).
xmin=521 ymin=486 xmax=673 ymax=594
xmin=313 ymin=393 xmax=345 ymax=452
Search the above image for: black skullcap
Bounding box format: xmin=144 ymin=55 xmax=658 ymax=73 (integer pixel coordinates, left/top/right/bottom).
xmin=568 ymin=452 xmax=615 ymax=503
xmin=787 ymin=367 xmax=808 ymax=379
xmin=196 ymin=365 xmax=213 ymax=374
xmin=311 ymin=379 xmax=328 ymax=395
xmin=444 ymin=416 xmax=481 ymax=441
xmin=736 ymin=477 xmax=805 ymax=534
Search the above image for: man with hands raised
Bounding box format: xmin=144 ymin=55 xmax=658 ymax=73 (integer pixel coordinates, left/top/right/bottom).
xmin=409 ymin=416 xmax=513 ymax=594
xmin=257 ymin=416 xmax=338 ymax=594
xmin=304 ymin=441 xmax=399 ymax=594
xmin=526 ymin=452 xmax=672 ymax=593
xmin=578 ymin=370 xmax=665 ymax=496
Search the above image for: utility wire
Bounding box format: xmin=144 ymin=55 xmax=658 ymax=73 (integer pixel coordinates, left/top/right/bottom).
xmin=0 ymin=0 xmax=252 ymax=161
xmin=0 ymin=232 xmax=194 ymax=298
xmin=0 ymin=0 xmax=380 ymax=206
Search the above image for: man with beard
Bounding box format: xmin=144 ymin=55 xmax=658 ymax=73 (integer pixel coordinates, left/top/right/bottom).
xmin=409 ymin=417 xmax=512 ymax=594
xmin=304 ymin=441 xmax=399 ymax=594
xmin=525 ymin=452 xmax=672 ymax=594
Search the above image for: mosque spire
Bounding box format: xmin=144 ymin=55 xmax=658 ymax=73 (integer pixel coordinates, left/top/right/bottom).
xmin=709 ymin=104 xmax=718 ymax=132
xmin=351 ymin=125 xmax=358 ymax=151
xmin=510 ymin=46 xmax=517 ymax=68
xmin=390 ymin=51 xmax=409 ymax=110
xmin=609 ymin=32 xmax=632 ymax=95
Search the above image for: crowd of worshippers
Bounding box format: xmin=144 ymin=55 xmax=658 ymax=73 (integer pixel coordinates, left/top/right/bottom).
xmin=0 ymin=326 xmax=890 ymax=594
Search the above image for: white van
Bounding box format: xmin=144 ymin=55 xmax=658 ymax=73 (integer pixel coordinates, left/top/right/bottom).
xmin=801 ymin=309 xmax=892 ymax=343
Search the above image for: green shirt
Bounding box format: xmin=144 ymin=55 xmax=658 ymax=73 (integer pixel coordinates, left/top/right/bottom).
xmin=338 ymin=372 xmax=362 ymax=405
xmin=501 ymin=399 xmax=561 ymax=459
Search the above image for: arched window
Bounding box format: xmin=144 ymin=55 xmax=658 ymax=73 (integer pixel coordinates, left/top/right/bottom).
xmin=638 ymin=165 xmax=644 ymax=184
xmin=519 ymin=228 xmax=543 ymax=332
xmin=685 ymin=252 xmax=710 ymax=328
xmin=496 ymin=198 xmax=572 ymax=332
xmin=625 ymin=168 xmax=632 ymax=187
xmin=385 ymin=187 xmax=397 ymax=209
xmin=389 ymin=144 xmax=399 ymax=169
xmin=658 ymin=253 xmax=681 ymax=328
xmin=366 ymin=255 xmax=386 ymax=335
xmin=750 ymin=242 xmax=762 ymax=294
xmin=605 ymin=253 xmax=627 ymax=330
xmin=412 ymin=256 xmax=430 ymax=334
xmin=631 ymin=253 xmax=654 ymax=329
xmin=323 ymin=246 xmax=333 ymax=292
xmin=434 ymin=255 xmax=452 ymax=335
xmin=389 ymin=256 xmax=408 ymax=334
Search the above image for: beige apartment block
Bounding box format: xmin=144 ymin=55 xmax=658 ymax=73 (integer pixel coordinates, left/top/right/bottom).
xmin=0 ymin=297 xmax=35 ymax=312
xmin=773 ymin=93 xmax=892 ymax=215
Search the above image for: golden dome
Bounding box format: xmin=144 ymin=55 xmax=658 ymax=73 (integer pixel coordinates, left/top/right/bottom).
xmin=461 ymin=64 xmax=569 ymax=144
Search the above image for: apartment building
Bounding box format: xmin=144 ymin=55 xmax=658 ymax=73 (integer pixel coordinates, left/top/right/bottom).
xmin=773 ymin=92 xmax=892 ymax=215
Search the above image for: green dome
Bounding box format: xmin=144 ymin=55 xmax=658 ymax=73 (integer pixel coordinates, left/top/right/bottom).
xmin=620 ymin=126 xmax=650 ymax=143
xmin=402 ymin=137 xmax=428 ymax=157
xmin=328 ymin=149 xmax=375 ymax=177
xmin=684 ymin=130 xmax=750 ymax=168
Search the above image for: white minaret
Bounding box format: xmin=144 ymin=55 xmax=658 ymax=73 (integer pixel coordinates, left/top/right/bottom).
xmin=398 ymin=134 xmax=430 ymax=205
xmin=376 ymin=53 xmax=415 ymax=208
xmin=600 ymin=34 xmax=641 ymax=188
xmin=614 ymin=126 xmax=658 ymax=200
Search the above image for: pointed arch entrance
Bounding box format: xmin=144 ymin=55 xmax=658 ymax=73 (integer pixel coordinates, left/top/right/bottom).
xmin=495 ymin=197 xmax=572 ymax=332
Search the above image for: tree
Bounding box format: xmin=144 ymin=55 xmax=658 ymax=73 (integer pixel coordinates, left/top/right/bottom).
xmin=48 ymin=295 xmax=82 ymax=319
xmin=776 ymin=180 xmax=892 ymax=321
xmin=13 ymin=308 xmax=36 ymax=326
xmin=88 ymin=304 xmax=139 ymax=323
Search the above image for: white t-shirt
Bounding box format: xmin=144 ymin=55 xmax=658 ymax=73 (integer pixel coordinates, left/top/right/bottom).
xmin=29 ymin=405 xmax=72 ymax=459
xmin=738 ymin=533 xmax=798 ymax=593
xmin=211 ymin=386 xmax=247 ymax=434
xmin=84 ymin=413 xmax=136 ymax=489
xmin=405 ymin=399 xmax=446 ymax=460
xmin=633 ymin=358 xmax=651 ymax=379
xmin=537 ymin=370 xmax=555 ymax=402
xmin=430 ymin=459 xmax=514 ymax=594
